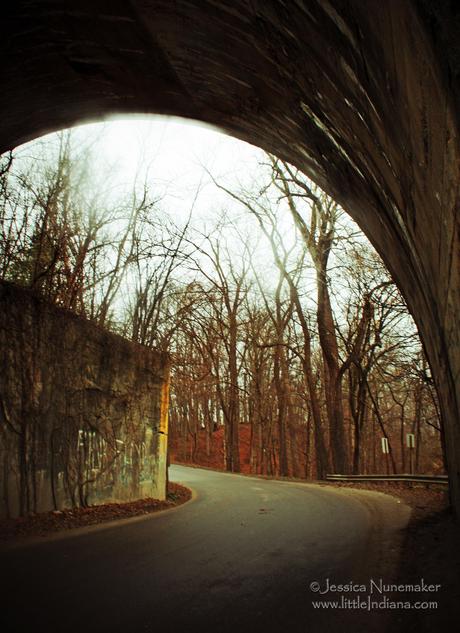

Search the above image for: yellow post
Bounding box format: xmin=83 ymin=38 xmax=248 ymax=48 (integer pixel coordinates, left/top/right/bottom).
xmin=159 ymin=369 xmax=170 ymax=436
xmin=155 ymin=364 xmax=170 ymax=499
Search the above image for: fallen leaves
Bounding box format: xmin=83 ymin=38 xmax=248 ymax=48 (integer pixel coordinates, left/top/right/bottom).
xmin=0 ymin=482 xmax=191 ymax=542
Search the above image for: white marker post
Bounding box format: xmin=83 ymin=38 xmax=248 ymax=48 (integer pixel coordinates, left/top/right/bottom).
xmin=381 ymin=437 xmax=390 ymax=474
xmin=406 ymin=432 xmax=415 ymax=474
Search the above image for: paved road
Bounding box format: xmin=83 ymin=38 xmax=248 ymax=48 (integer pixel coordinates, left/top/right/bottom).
xmin=1 ymin=465 xmax=409 ymax=633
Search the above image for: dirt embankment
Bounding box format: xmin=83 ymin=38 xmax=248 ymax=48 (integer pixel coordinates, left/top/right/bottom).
xmin=322 ymin=481 xmax=458 ymax=632
xmin=392 ymin=493 xmax=459 ymax=632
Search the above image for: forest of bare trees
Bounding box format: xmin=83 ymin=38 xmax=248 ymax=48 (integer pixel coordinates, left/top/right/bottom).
xmin=0 ymin=130 xmax=444 ymax=485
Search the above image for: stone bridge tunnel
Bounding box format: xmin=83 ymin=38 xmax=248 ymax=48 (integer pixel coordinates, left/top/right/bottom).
xmin=1 ymin=1 xmax=459 ymax=512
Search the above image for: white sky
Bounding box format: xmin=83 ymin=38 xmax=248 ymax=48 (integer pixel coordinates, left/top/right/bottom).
xmin=65 ymin=116 xmax=301 ymax=278
xmin=22 ymin=116 xmax=292 ymax=289
xmin=11 ymin=116 xmax=414 ymax=336
xmin=15 ymin=115 xmax=376 ymax=297
xmin=71 ymin=116 xmax=267 ymax=222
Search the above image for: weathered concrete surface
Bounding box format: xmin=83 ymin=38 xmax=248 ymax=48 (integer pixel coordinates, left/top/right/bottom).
xmin=0 ymin=1 xmax=459 ymax=513
xmin=0 ymin=282 xmax=169 ymax=517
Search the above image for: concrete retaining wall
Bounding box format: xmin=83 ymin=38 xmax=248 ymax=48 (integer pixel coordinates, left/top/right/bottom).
xmin=0 ymin=281 xmax=169 ymax=517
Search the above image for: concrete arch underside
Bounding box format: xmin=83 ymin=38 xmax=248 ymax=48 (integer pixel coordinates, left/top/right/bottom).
xmin=1 ymin=1 xmax=459 ymax=512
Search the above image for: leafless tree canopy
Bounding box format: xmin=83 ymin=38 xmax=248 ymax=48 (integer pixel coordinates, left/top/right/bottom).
xmin=0 ymin=131 xmax=444 ymax=510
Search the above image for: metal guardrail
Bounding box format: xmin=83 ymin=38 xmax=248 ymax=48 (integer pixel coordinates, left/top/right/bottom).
xmin=326 ymin=473 xmax=448 ymax=485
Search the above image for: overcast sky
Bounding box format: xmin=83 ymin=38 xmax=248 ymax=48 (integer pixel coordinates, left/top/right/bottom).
xmin=69 ymin=116 xmax=267 ymax=222
xmin=14 ymin=116 xmax=368 ymax=294
xmin=10 ymin=115 xmax=407 ymax=328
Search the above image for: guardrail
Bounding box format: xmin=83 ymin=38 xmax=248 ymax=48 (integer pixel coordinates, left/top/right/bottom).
xmin=325 ymin=473 xmax=448 ymax=485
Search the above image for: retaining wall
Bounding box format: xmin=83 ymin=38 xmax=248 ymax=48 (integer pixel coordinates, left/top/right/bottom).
xmin=0 ymin=281 xmax=169 ymax=518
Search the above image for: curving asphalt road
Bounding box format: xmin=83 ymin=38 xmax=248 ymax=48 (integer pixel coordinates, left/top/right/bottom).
xmin=1 ymin=465 xmax=410 ymax=633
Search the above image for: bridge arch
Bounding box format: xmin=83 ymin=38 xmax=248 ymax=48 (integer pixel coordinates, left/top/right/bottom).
xmin=1 ymin=1 xmax=459 ymax=511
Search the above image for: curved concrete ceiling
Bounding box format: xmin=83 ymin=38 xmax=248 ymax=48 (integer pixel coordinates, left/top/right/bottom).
xmin=1 ymin=0 xmax=459 ymax=511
